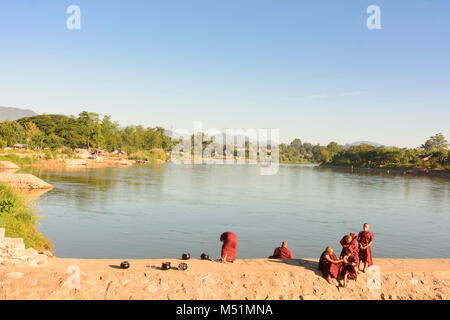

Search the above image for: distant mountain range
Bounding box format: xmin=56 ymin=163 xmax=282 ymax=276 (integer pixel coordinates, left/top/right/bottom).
xmin=0 ymin=106 xmax=38 ymax=121
xmin=346 ymin=141 xmax=384 ymax=148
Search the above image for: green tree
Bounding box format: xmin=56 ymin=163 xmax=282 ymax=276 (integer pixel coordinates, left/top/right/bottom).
xmin=327 ymin=141 xmax=340 ymax=157
xmin=421 ymin=133 xmax=448 ymax=152
xmin=77 ymin=111 xmax=101 ymax=149
xmin=312 ymin=146 xmax=330 ymax=163
xmin=0 ymin=138 xmax=7 ymax=149
xmin=0 ymin=120 xmax=26 ymax=146
xmin=24 ymin=122 xmax=41 ymax=149
xmin=290 ymin=138 xmax=302 ymax=150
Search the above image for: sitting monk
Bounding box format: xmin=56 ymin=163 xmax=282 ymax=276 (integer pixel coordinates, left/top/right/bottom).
xmin=269 ymin=241 xmax=293 ymax=259
xmin=339 ymin=248 xmax=358 ymax=287
xmin=357 ymin=223 xmax=374 ymax=272
xmin=220 ymin=231 xmax=238 ymax=262
xmin=318 ymin=246 xmax=343 ymax=284
xmin=339 ymin=233 xmax=359 ymax=266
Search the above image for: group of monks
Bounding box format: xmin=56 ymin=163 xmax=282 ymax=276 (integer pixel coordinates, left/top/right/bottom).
xmin=318 ymin=223 xmax=374 ymax=287
xmin=220 ymin=223 xmax=374 ymax=288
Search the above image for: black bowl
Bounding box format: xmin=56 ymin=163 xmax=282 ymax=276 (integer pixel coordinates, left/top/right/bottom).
xmin=178 ymin=263 xmax=188 ymax=271
xmin=200 ymin=253 xmax=209 ymax=260
xmin=161 ymin=262 xmax=171 ymax=270
xmin=182 ymin=252 xmax=190 ymax=260
xmin=120 ymin=261 xmax=130 ymax=269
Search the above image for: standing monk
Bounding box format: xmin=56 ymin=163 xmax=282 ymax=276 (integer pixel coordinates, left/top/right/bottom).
xmin=269 ymin=241 xmax=293 ymax=259
xmin=220 ymin=231 xmax=238 ymax=262
xmin=339 ymin=233 xmax=359 ymax=266
xmin=318 ymin=247 xmax=343 ymax=284
xmin=357 ymin=223 xmax=374 ymax=272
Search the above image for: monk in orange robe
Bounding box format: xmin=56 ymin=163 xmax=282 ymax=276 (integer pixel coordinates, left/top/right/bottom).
xmin=357 ymin=223 xmax=374 ymax=272
xmin=269 ymin=241 xmax=293 ymax=259
xmin=339 ymin=248 xmax=358 ymax=287
xmin=220 ymin=231 xmax=237 ymax=262
xmin=339 ymin=233 xmax=359 ymax=266
xmin=318 ymin=246 xmax=343 ymax=284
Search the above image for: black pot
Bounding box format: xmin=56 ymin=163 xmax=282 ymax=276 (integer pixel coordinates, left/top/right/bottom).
xmin=178 ymin=263 xmax=188 ymax=271
xmin=161 ymin=262 xmax=171 ymax=270
xmin=182 ymin=252 xmax=190 ymax=260
xmin=200 ymin=253 xmax=209 ymax=260
xmin=120 ymin=261 xmax=130 ymax=269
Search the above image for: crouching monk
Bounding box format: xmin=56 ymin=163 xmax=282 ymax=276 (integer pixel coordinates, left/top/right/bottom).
xmin=269 ymin=241 xmax=293 ymax=259
xmin=357 ymin=223 xmax=374 ymax=272
xmin=339 ymin=248 xmax=358 ymax=287
xmin=318 ymin=247 xmax=343 ymax=284
xmin=339 ymin=233 xmax=359 ymax=266
xmin=220 ymin=231 xmax=238 ymax=262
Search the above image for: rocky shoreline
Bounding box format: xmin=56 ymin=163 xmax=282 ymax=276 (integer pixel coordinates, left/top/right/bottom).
xmin=0 ymin=172 xmax=53 ymax=189
xmin=0 ymin=228 xmax=51 ymax=268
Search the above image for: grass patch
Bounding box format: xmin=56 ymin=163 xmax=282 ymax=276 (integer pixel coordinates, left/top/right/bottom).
xmin=0 ymin=184 xmax=52 ymax=250
xmin=128 ymin=148 xmax=166 ymax=163
xmin=0 ymin=153 xmax=39 ymax=165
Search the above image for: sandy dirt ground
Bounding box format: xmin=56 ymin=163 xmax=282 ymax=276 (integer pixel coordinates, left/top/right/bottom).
xmin=0 ymin=258 xmax=448 ymax=300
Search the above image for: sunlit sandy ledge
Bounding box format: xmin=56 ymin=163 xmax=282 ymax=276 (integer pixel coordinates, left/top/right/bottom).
xmin=0 ymin=258 xmax=448 ymax=300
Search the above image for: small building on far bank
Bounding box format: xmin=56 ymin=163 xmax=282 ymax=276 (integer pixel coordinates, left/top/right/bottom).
xmin=13 ymin=143 xmax=28 ymax=150
xmin=418 ymin=154 xmax=432 ymax=161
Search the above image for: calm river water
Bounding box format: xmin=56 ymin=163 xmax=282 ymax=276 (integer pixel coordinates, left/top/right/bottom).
xmin=26 ymin=163 xmax=450 ymax=259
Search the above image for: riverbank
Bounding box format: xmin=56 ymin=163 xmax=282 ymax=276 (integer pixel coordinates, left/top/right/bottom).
xmin=0 ymin=185 xmax=52 ymax=251
xmin=0 ymin=173 xmax=53 ymax=189
xmin=319 ymin=164 xmax=450 ymax=179
xmin=0 ymin=151 xmax=139 ymax=169
xmin=0 ymin=258 xmax=448 ymax=300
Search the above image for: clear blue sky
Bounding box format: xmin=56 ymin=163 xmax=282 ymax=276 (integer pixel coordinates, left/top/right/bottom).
xmin=1 ymin=0 xmax=449 ymax=147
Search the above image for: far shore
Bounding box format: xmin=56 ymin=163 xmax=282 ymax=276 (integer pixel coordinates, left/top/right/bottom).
xmin=0 ymin=258 xmax=448 ymax=300
xmin=319 ymin=163 xmax=450 ymax=179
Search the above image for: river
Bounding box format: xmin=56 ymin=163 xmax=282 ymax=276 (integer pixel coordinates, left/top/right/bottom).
xmin=25 ymin=163 xmax=450 ymax=259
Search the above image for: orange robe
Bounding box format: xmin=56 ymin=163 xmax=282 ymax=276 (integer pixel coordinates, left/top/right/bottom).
xmin=339 ymin=234 xmax=359 ymax=265
xmin=269 ymin=247 xmax=293 ymax=259
xmin=357 ymin=231 xmax=374 ymax=266
xmin=340 ymin=255 xmax=358 ymax=280
xmin=318 ymin=251 xmax=341 ymax=279
xmin=220 ymin=231 xmax=237 ymax=262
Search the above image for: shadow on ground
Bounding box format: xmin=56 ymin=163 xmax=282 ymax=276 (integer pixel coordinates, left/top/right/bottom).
xmin=267 ymin=259 xmax=322 ymax=276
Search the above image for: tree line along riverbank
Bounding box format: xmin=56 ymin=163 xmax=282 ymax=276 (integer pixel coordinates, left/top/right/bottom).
xmin=1 ymin=111 xmax=448 ymax=168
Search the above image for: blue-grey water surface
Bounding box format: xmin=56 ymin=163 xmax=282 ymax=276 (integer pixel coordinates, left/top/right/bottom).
xmin=26 ymin=163 xmax=450 ymax=259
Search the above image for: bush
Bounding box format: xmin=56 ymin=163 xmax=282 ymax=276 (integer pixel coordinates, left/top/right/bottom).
xmin=128 ymin=148 xmax=166 ymax=163
xmin=0 ymin=153 xmax=39 ymax=165
xmin=0 ymin=184 xmax=52 ymax=250
xmin=44 ymin=150 xmax=53 ymax=160
xmin=60 ymin=147 xmax=75 ymax=158
xmin=149 ymin=148 xmax=166 ymax=161
xmin=0 ymin=138 xmax=7 ymax=149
